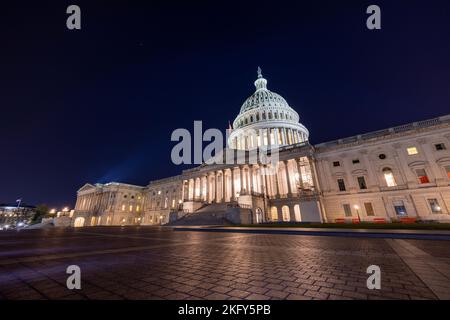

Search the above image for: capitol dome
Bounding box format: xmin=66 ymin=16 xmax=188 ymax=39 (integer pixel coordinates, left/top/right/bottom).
xmin=228 ymin=67 xmax=309 ymax=150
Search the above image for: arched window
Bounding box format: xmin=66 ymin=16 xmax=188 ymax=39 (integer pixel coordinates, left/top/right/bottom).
xmin=256 ymin=113 xmax=260 ymax=121
xmin=270 ymin=206 xmax=278 ymax=221
xmin=262 ymin=112 xmax=266 ymax=120
xmin=282 ymin=206 xmax=290 ymax=222
xmin=268 ymin=112 xmax=272 ymax=119
xmin=383 ymin=167 xmax=397 ymax=187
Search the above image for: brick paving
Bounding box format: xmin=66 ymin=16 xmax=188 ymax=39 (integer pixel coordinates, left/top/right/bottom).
xmin=0 ymin=226 xmax=448 ymax=300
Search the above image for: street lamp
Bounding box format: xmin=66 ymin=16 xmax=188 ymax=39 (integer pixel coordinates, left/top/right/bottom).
xmin=354 ymin=205 xmax=361 ymax=222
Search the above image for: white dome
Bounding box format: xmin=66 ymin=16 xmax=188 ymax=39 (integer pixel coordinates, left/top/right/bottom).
xmin=229 ymin=68 xmax=309 ymax=150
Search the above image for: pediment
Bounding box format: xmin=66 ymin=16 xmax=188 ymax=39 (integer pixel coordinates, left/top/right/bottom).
xmin=77 ymin=183 xmax=97 ymax=192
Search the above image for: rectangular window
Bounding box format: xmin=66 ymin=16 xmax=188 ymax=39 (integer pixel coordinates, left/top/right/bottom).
xmin=337 ymin=179 xmax=346 ymax=191
xmin=428 ymin=199 xmax=442 ymax=213
xmin=393 ymin=200 xmax=407 ymax=216
xmin=121 ymin=204 xmax=125 ymax=211
xmin=407 ymin=147 xmax=418 ymax=155
xmin=416 ymin=168 xmax=430 ymax=184
xmin=435 ymin=143 xmax=446 ymax=151
xmin=357 ymin=176 xmax=367 ymax=190
xmin=352 ymin=159 xmax=360 ymax=164
xmin=343 ymin=204 xmax=352 ymax=217
xmin=333 ymin=161 xmax=340 ymax=167
xmin=364 ymin=202 xmax=375 ymax=216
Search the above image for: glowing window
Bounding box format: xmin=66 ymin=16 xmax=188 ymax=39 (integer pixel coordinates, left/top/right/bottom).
xmin=407 ymin=147 xmax=418 ymax=155
xmin=129 ymin=205 xmax=133 ymax=212
xmin=121 ymin=204 xmax=125 ymax=211
xmin=383 ymin=168 xmax=397 ymax=187
xmin=136 ymin=205 xmax=140 ymax=212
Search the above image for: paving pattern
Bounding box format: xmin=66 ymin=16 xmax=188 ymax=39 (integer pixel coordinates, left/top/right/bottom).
xmin=0 ymin=226 xmax=449 ymax=300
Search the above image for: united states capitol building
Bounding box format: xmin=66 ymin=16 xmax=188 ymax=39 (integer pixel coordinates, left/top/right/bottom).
xmin=72 ymin=69 xmax=450 ymax=227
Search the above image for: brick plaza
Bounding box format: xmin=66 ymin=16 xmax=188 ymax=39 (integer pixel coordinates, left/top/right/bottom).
xmin=0 ymin=227 xmax=449 ymax=300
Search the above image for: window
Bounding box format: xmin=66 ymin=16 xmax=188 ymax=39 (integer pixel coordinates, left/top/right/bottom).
xmin=428 ymin=199 xmax=442 ymax=213
xmin=343 ymin=204 xmax=352 ymax=217
xmin=357 ymin=176 xmax=367 ymax=190
xmin=129 ymin=205 xmax=133 ymax=212
xmin=352 ymin=159 xmax=360 ymax=164
xmin=416 ymin=168 xmax=430 ymax=184
xmin=435 ymin=143 xmax=446 ymax=151
xmin=136 ymin=205 xmax=140 ymax=212
xmin=337 ymin=179 xmax=346 ymax=192
xmin=383 ymin=168 xmax=397 ymax=187
xmin=364 ymin=203 xmax=375 ymax=216
xmin=393 ymin=200 xmax=407 ymax=216
xmin=407 ymin=147 xmax=418 ymax=155
xmin=378 ymin=154 xmax=386 ymax=160
xmin=446 ymin=166 xmax=450 ymax=179
xmin=121 ymin=204 xmax=125 ymax=211
xmin=333 ymin=161 xmax=340 ymax=167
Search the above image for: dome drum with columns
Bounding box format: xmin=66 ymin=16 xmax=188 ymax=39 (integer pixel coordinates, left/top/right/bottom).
xmin=228 ymin=67 xmax=309 ymax=150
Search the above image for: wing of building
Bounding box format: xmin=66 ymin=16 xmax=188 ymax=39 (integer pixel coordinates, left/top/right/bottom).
xmin=72 ymin=69 xmax=450 ymax=227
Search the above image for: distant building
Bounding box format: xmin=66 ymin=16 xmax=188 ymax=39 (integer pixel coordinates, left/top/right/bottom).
xmin=73 ymin=69 xmax=450 ymax=227
xmin=0 ymin=204 xmax=36 ymax=226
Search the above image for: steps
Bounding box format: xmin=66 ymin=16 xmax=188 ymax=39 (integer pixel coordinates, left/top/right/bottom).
xmin=169 ymin=203 xmax=235 ymax=226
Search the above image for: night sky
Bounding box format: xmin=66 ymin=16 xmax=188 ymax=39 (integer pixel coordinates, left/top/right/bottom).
xmin=1 ymin=1 xmax=450 ymax=208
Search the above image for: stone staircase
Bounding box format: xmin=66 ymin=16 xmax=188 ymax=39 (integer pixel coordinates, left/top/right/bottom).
xmin=169 ymin=203 xmax=235 ymax=226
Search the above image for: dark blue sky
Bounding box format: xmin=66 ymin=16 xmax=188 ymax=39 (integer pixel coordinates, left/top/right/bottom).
xmin=1 ymin=0 xmax=450 ymax=208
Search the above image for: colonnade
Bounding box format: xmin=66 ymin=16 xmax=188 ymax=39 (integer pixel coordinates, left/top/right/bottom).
xmin=233 ymin=127 xmax=307 ymax=150
xmin=182 ymin=156 xmax=317 ymax=203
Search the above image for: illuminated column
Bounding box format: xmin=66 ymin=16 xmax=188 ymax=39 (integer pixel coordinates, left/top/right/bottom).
xmin=282 ymin=128 xmax=287 ymax=145
xmin=249 ymin=165 xmax=254 ymax=193
xmin=204 ymin=174 xmax=209 ymax=202
xmin=273 ymin=165 xmax=280 ymax=197
xmin=222 ymin=170 xmax=226 ymax=202
xmin=296 ymin=158 xmax=304 ymax=192
xmin=215 ymin=172 xmax=219 ymax=202
xmin=239 ymin=165 xmax=244 ymax=194
xmin=284 ymin=160 xmax=293 ymax=196
xmin=181 ymin=180 xmax=186 ymax=202
xmin=187 ymin=179 xmax=191 ymax=200
xmin=231 ymin=167 xmax=236 ymax=201
xmin=263 ymin=165 xmax=270 ymax=197
xmin=308 ymin=156 xmax=320 ymax=192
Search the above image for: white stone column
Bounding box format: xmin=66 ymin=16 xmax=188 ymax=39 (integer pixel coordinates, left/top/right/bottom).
xmin=231 ymin=167 xmax=236 ymax=200
xmin=222 ymin=170 xmax=226 ymax=202
xmin=273 ymin=165 xmax=280 ymax=197
xmin=263 ymin=165 xmax=270 ymax=197
xmin=239 ymin=165 xmax=244 ymax=194
xmin=249 ymin=165 xmax=254 ymax=193
xmin=284 ymin=160 xmax=293 ymax=196
xmin=204 ymin=174 xmax=209 ymax=202
xmin=214 ymin=171 xmax=219 ymax=203
xmin=296 ymin=158 xmax=304 ymax=192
